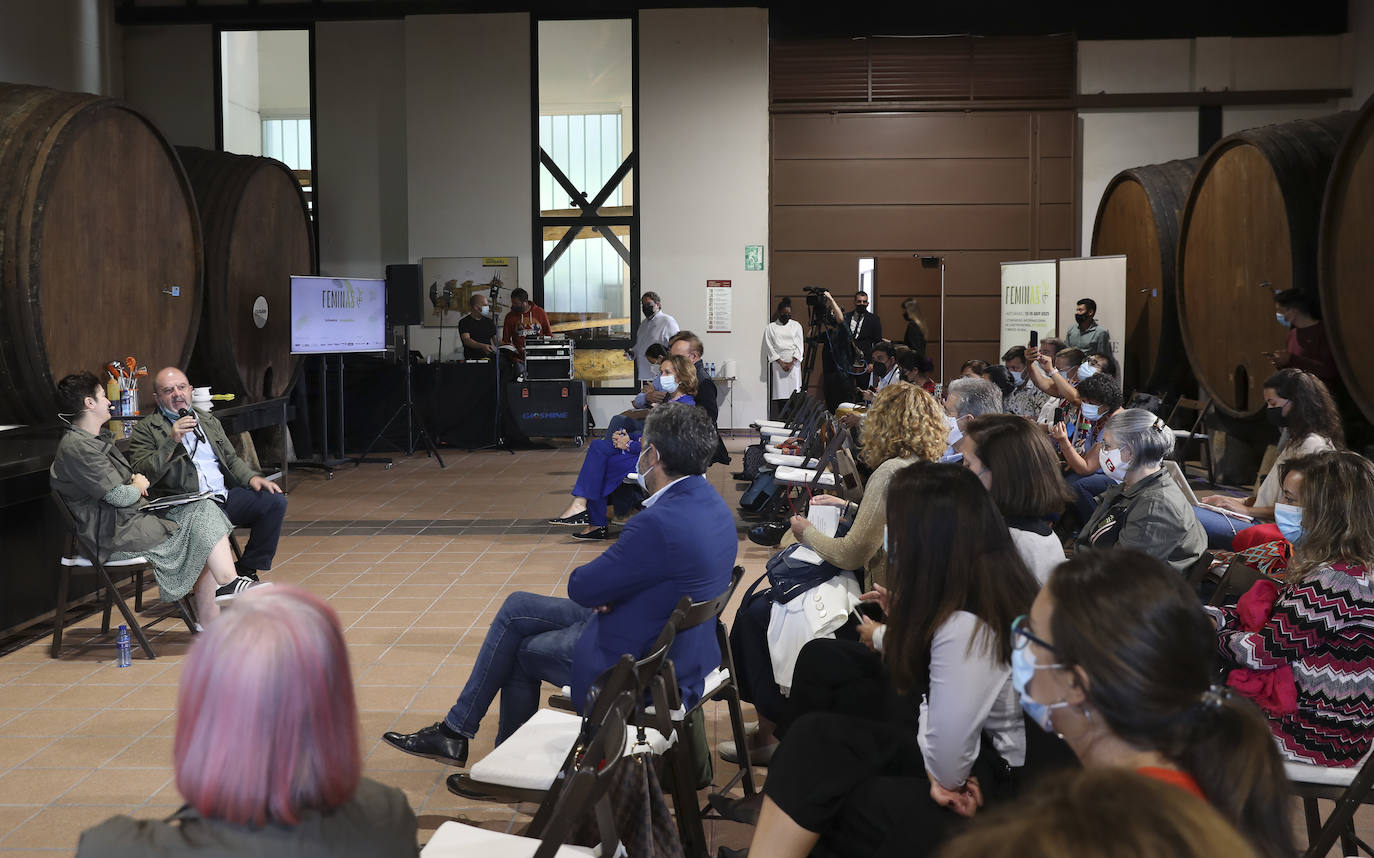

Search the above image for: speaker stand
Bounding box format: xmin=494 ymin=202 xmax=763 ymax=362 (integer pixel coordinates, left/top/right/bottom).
xmin=355 ymin=326 xmax=444 ymax=468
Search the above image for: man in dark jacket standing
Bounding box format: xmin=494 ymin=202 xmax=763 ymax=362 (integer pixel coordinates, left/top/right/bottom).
xmin=128 ymin=368 xmax=287 ymax=580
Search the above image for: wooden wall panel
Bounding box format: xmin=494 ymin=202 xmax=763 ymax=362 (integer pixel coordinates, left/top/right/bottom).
xmin=772 ymin=159 xmax=1033 ymax=206
xmin=1039 ymin=157 xmax=1075 ymax=204
xmin=1038 ymin=204 xmax=1076 ymax=249
xmin=944 ymin=296 xmax=1002 ymax=339
xmin=774 ymin=205 xmax=1031 ymax=251
xmin=770 ymin=252 xmax=864 ymax=293
xmin=773 ymin=113 xmax=1033 ymax=160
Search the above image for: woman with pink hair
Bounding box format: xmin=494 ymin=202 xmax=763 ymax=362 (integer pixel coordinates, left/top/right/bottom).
xmin=76 ymin=586 xmax=418 ymax=857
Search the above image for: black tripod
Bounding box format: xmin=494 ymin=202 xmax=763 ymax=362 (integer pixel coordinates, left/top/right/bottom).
xmin=470 ymin=336 xmax=514 ymax=455
xmin=356 ymin=325 xmax=445 ymax=468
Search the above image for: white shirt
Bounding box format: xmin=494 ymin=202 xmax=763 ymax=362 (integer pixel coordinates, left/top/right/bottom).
xmin=633 ymin=312 xmax=680 ymax=380
xmin=764 ymin=319 xmax=805 ymax=397
xmin=918 ymin=611 xmax=1026 ymax=788
xmin=874 ymin=364 xmax=900 ymax=391
xmin=180 ymin=424 xmax=228 ymax=499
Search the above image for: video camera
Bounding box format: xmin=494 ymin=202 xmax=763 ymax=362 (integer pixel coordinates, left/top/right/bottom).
xmin=801 ymin=285 xmax=833 ymax=322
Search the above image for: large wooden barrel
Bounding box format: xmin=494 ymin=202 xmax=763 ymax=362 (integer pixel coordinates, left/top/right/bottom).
xmin=1177 ymin=112 xmax=1356 ymax=418
xmin=1091 ymin=157 xmax=1200 ymax=397
xmin=1320 ymin=94 xmax=1374 ymax=427
xmin=177 ymin=147 xmax=314 ymax=401
xmin=0 ymin=84 xmax=202 ymax=425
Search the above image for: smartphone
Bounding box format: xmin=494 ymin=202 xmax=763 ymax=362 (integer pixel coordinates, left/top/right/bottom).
xmin=1053 ymin=406 xmax=1065 ymax=425
xmin=1028 ymin=330 xmax=1039 ymax=348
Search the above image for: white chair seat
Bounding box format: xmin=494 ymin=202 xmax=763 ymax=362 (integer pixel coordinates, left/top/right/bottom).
xmin=61 ymin=555 xmax=147 ymax=568
xmin=754 ymin=420 xmax=786 ymax=430
xmin=702 ymin=666 xmax=729 ymax=698
xmin=422 ymin=820 xmax=597 ymax=858
xmin=775 ymin=465 xmax=835 ymax=486
xmin=764 ymin=453 xmax=817 ymax=468
xmin=1171 ymin=429 xmax=1208 ymax=440
xmin=467 ymin=708 xmax=672 ymax=792
xmin=759 ymin=427 xmax=797 ymax=439
xmin=1285 ymin=758 xmax=1365 ymax=788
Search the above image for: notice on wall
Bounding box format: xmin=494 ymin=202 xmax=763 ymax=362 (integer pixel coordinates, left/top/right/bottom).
xmin=1058 ymin=255 xmax=1127 ymax=364
xmin=707 ymin=280 xmax=732 ymax=333
xmin=745 ymin=245 xmax=764 ymax=271
xmin=999 ymin=261 xmax=1058 ymax=357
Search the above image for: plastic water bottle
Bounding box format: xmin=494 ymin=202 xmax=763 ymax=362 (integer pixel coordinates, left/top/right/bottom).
xmin=115 ymin=625 xmax=131 ymax=668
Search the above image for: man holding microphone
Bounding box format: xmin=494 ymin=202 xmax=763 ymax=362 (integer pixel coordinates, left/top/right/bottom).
xmin=128 ymin=368 xmax=287 ymax=582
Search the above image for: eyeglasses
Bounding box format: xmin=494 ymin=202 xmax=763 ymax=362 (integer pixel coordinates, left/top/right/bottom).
xmin=1011 ymin=614 xmax=1056 ymax=653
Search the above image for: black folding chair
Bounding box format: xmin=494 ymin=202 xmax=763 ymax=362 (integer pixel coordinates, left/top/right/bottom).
xmin=1295 ymin=749 xmax=1374 ymax=858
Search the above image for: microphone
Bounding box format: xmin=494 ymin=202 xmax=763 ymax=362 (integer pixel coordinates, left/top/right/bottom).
xmin=178 ymin=407 xmax=207 ymax=443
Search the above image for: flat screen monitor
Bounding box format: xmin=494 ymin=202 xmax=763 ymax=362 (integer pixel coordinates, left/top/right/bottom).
xmin=290 ymin=275 xmax=387 ymax=354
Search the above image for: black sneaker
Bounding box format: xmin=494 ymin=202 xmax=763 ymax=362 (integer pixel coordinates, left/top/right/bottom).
xmin=215 ymin=576 xmax=267 ymax=603
xmin=548 ymin=511 xmax=590 ymax=526
xmin=382 ymin=723 xmax=469 ymax=767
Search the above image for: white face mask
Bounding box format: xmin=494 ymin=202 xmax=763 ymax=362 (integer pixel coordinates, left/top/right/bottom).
xmin=1099 ymin=446 xmax=1129 ymax=483
xmin=1077 ymin=363 xmax=1098 ymax=381
xmin=1010 ymin=369 xmax=1024 ymax=384
xmin=480 ymin=305 xmax=491 ymax=317
xmin=1081 ymin=403 xmax=1102 ymax=422
xmin=635 ymin=445 xmax=657 ymax=491
xmin=946 ymin=414 xmax=962 ymax=447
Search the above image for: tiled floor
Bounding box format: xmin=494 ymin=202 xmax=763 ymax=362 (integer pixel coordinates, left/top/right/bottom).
xmin=0 ymin=438 xmax=771 ymax=855
xmin=1 ymin=438 xmax=1369 ymax=855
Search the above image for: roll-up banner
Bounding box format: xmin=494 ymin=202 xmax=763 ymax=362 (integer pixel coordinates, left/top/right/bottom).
xmin=999 ymin=260 xmax=1058 ymax=357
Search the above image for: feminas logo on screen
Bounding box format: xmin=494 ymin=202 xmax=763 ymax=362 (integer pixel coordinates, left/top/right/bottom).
xmin=321 ymin=282 xmax=365 ymax=309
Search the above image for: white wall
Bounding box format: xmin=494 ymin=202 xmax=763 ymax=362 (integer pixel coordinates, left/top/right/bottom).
xmin=404 ymin=13 xmax=533 ymax=360
xmin=221 ymin=30 xmax=261 ymax=155
xmin=0 ymin=0 xmax=116 ymax=94
xmin=315 ymin=20 xmax=408 ymax=279
xmin=257 ymin=30 xmax=310 ymax=113
xmin=122 ymin=25 xmax=215 ymax=148
xmin=619 ymin=7 xmax=769 ymax=431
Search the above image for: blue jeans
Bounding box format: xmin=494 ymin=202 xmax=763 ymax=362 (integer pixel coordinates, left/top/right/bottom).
xmin=1066 ymin=471 xmax=1116 ymax=522
xmin=1193 ymin=505 xmax=1248 ymax=550
xmin=444 ymin=592 xmax=593 ymax=744
xmin=218 ymin=486 xmax=287 ymax=572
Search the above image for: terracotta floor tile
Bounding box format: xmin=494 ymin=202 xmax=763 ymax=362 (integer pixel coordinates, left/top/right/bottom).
xmin=0 ymin=767 xmax=91 ymax=804
xmin=2 ymin=804 xmax=137 ymax=849
xmin=104 ymin=735 xmax=174 ymax=768
xmin=61 ymin=767 xmax=175 ymax=805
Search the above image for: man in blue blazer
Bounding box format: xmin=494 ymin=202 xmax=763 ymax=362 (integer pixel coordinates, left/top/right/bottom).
xmin=382 ymin=403 xmax=736 ymax=767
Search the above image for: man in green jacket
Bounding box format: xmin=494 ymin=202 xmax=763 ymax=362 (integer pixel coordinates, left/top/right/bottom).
xmin=128 ymin=368 xmax=287 ymax=580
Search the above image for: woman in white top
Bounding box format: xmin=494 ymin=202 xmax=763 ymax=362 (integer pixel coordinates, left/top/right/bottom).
xmin=745 ymin=463 xmax=1042 ymax=858
xmin=956 ymin=414 xmax=1072 ymax=585
xmin=1197 ymin=368 xmax=1342 ymax=549
xmin=764 ymin=297 xmax=805 ymax=419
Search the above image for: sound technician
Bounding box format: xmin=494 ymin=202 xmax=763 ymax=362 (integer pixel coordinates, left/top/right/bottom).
xmin=128 ymin=368 xmax=287 ymax=582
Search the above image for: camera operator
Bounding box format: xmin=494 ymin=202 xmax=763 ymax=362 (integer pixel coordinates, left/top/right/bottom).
xmin=807 ymin=287 xmax=863 ymax=412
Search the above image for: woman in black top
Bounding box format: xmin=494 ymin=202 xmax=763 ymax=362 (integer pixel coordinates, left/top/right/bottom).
xmin=902 ymin=298 xmax=927 ymax=362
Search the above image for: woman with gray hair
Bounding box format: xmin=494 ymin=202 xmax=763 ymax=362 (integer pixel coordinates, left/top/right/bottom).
xmin=1075 ymin=409 xmax=1206 ymax=573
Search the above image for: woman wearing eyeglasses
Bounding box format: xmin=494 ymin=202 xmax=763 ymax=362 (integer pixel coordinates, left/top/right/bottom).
xmin=1012 ymin=550 xmax=1294 ymax=858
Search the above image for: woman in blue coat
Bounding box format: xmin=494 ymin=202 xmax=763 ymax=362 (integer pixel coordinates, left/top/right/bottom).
xmin=551 ymin=354 xmax=698 ymax=539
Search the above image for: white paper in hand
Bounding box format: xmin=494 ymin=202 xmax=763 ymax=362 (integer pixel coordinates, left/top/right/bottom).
xmin=790 ymin=503 xmax=842 ymax=565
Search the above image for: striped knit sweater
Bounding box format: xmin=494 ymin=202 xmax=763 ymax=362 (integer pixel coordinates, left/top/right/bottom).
xmin=1210 ymin=561 xmax=1374 ymax=767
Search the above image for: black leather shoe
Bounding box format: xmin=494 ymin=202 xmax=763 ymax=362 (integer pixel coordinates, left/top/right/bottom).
xmin=572 ymin=526 xmax=610 ymax=540
xmin=748 ymin=522 xmax=787 ymax=547
xmin=548 ymin=511 xmax=589 ymax=526
xmin=381 ymin=723 xmax=468 ymax=767
xmin=447 ymin=772 xmax=496 ymax=800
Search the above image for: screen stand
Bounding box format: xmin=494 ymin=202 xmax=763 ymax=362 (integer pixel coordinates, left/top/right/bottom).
xmin=287 ymin=356 xmax=351 ymax=478
xmin=355 ymin=326 xmax=445 ymax=468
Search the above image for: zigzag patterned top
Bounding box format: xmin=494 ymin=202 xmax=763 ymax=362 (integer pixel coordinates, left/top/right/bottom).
xmin=1213 ymin=561 xmax=1374 ymax=767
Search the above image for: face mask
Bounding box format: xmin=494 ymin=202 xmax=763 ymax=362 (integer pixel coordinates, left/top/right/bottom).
xmin=778 ymin=313 xmax=792 ymax=324
xmin=1099 ymin=446 xmax=1128 ymax=483
xmin=642 ymin=304 xmax=656 ymax=319
xmin=659 ymin=374 xmax=679 ymax=394
xmin=1011 ymin=645 xmax=1069 ymax=734
xmin=882 ymin=526 xmax=889 ymax=555
xmin=946 ymin=414 xmax=962 ymax=447
xmin=1010 ymin=369 xmax=1024 ymax=384
xmin=1080 ymin=403 xmax=1101 ymax=422
xmin=1077 ymin=364 xmax=1098 ymax=381
xmin=159 ymin=405 xmax=182 ymax=422
xmin=634 ymin=446 xmax=656 ymax=491
xmin=1274 ymin=502 xmax=1304 ymax=543
xmin=480 ymin=305 xmax=491 ymax=317
xmin=854 ymin=305 xmax=867 ymax=315
xmin=1266 ymin=405 xmax=1287 ymax=429
xmin=1074 ymin=312 xmax=1088 ymax=325
xmin=1276 ymin=312 xmax=1292 ymax=328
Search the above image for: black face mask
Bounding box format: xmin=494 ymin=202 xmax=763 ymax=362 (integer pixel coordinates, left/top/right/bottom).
xmin=1074 ymin=312 xmax=1088 ymax=325
xmin=1266 ymin=406 xmax=1288 ymax=428
xmin=642 ymin=304 xmax=656 ymax=319
xmin=777 ymin=313 xmax=792 ymax=324
xmin=854 ymin=305 xmax=868 ymax=315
